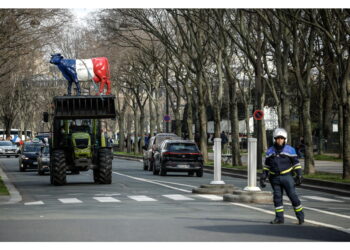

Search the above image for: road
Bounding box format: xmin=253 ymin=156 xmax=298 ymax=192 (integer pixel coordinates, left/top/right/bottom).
xmin=0 ymin=157 xmax=349 ymax=241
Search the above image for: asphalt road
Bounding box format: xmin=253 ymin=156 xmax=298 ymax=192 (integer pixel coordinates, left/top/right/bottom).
xmin=0 ymin=157 xmax=349 ymax=242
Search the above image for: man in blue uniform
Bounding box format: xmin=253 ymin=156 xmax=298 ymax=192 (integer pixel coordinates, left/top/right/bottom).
xmin=260 ymin=128 xmax=304 ymax=225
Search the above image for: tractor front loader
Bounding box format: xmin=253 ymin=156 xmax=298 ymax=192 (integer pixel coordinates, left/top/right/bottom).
xmin=43 ymin=95 xmax=117 ymax=186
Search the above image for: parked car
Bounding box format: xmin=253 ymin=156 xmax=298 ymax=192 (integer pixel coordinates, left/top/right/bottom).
xmin=0 ymin=140 xmax=20 ymax=158
xmin=37 ymin=145 xmax=50 ymax=175
xmin=19 ymin=141 xmax=44 ymax=172
xmin=153 ymin=139 xmax=204 ymax=177
xmin=142 ymin=133 xmax=181 ymax=171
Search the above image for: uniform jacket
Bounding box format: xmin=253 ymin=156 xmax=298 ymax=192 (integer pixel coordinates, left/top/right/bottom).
xmin=264 ymin=144 xmax=302 ymax=176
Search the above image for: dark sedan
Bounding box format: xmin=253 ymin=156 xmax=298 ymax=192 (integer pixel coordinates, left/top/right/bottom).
xmin=19 ymin=142 xmax=44 ymax=172
xmin=153 ymin=140 xmax=203 ymax=177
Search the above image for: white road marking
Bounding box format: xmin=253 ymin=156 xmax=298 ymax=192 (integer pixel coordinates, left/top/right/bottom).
xmin=128 ymin=195 xmax=157 ymax=202
xmin=283 ymin=196 xmax=306 ymax=202
xmin=58 ymin=198 xmax=82 ymax=204
xmin=151 ymin=180 xmax=197 ymax=188
xmin=93 ymin=197 xmax=120 ymax=203
xmin=112 ymin=171 xmax=192 ymax=193
xmin=229 ymin=202 xmax=350 ymax=234
xmin=302 ymin=195 xmax=344 ymax=203
xmin=195 ymin=194 xmax=223 ymax=201
xmin=163 ymin=194 xmax=194 ymax=201
xmin=24 ymin=201 xmax=44 ymax=205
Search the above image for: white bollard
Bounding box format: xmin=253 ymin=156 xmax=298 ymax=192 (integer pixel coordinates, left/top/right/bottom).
xmin=210 ymin=138 xmax=225 ymax=185
xmin=244 ymin=138 xmax=261 ymax=191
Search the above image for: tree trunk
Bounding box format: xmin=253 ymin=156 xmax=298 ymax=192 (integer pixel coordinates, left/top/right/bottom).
xmin=127 ymin=114 xmax=132 ymax=153
xmin=343 ymin=102 xmax=350 ymax=179
xmin=318 ymin=80 xmax=324 ymax=155
xmin=118 ymin=113 xmax=125 ymax=152
xmin=302 ymin=98 xmax=315 ymax=174
xmin=133 ymin=110 xmax=139 ymax=154
xmin=197 ymin=77 xmax=208 ymax=163
xmin=229 ymin=82 xmax=242 ymax=166
xmin=149 ymin=95 xmax=155 ymax=137
xmin=139 ymin=109 xmax=145 ymax=151
xmin=187 ymin=95 xmax=194 ymax=140
xmin=339 ymin=105 xmax=343 ymax=159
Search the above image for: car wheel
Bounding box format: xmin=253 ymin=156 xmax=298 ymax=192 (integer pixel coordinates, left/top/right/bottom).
xmin=15 ymin=155 xmax=19 ymax=158
xmin=19 ymin=164 xmax=24 ymax=172
xmin=196 ymin=169 xmax=203 ymax=177
xmin=6 ymin=156 xmax=10 ymax=158
xmin=188 ymin=172 xmax=194 ymax=177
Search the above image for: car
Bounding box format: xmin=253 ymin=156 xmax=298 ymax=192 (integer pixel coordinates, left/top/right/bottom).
xmin=153 ymin=139 xmax=204 ymax=177
xmin=0 ymin=140 xmax=20 ymax=158
xmin=19 ymin=141 xmax=44 ymax=172
xmin=37 ymin=145 xmax=50 ymax=175
xmin=142 ymin=133 xmax=181 ymax=171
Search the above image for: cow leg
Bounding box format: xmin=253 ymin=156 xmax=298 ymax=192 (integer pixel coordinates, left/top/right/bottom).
xmin=75 ymin=81 xmax=81 ymax=96
xmin=67 ymin=81 xmax=72 ymax=96
xmin=106 ymin=78 xmax=111 ymax=95
xmin=99 ymin=78 xmax=106 ymax=95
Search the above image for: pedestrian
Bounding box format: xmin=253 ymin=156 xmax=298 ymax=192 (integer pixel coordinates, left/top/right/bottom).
xmin=260 ymin=128 xmax=304 ymax=225
xmin=220 ymin=131 xmax=228 ymax=152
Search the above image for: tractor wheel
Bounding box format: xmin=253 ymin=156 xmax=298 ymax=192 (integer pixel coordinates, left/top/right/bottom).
xmin=97 ymin=148 xmax=112 ymax=184
xmin=51 ymin=150 xmax=67 ymax=186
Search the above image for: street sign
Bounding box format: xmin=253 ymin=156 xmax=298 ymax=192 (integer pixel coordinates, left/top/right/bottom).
xmin=253 ymin=110 xmax=264 ymax=120
xmin=163 ymin=115 xmax=171 ymax=122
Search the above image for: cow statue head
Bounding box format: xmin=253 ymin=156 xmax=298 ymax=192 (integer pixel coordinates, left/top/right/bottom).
xmin=50 ymin=53 xmax=63 ymax=65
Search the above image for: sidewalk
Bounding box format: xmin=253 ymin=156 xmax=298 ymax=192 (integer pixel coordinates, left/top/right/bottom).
xmin=208 ymin=153 xmax=342 ymax=174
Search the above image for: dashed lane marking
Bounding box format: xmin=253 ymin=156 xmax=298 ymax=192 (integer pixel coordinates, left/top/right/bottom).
xmin=163 ymin=194 xmax=194 ymax=201
xmin=302 ymin=195 xmax=344 ymax=203
xmin=24 ymin=201 xmax=44 ymax=206
xmin=112 ymin=171 xmax=192 ymax=193
xmin=93 ymin=197 xmax=121 ymax=203
xmin=195 ymin=194 xmax=223 ymax=201
xmin=58 ymin=198 xmax=83 ymax=204
xmin=128 ymin=195 xmax=157 ymax=202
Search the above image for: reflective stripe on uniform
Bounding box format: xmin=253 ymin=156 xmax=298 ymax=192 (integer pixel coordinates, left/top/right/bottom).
xmin=280 ymin=167 xmax=293 ymax=175
xmin=293 ymin=165 xmax=302 ymax=170
xmin=294 ymin=205 xmax=303 ymax=212
xmin=275 ymin=206 xmax=284 ymax=212
xmin=263 ymin=167 xmax=270 ymax=171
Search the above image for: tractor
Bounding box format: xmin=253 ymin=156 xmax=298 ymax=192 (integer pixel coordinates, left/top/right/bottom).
xmin=43 ymin=95 xmax=117 ymax=185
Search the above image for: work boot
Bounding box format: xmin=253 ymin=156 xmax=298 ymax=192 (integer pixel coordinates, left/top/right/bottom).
xmin=270 ymin=218 xmax=284 ymax=224
xmin=297 ymin=218 xmax=304 ymax=225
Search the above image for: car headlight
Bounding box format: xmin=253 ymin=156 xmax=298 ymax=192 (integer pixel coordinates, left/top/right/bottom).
xmin=21 ymin=155 xmax=28 ymax=160
xmin=0 ymin=149 xmax=3 ymax=152
xmin=42 ymin=157 xmax=49 ymax=162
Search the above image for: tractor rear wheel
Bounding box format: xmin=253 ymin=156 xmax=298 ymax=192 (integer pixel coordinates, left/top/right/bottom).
xmin=51 ymin=150 xmax=67 ymax=186
xmin=97 ymin=148 xmax=112 ymax=184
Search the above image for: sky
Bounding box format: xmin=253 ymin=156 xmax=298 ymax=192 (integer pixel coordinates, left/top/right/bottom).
xmin=3 ymin=0 xmax=350 ymax=8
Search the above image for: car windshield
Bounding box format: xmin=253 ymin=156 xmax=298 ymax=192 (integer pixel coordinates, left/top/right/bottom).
xmin=167 ymin=143 xmax=198 ymax=152
xmin=24 ymin=144 xmax=42 ymax=152
xmin=156 ymin=136 xmax=180 ymax=146
xmin=0 ymin=141 xmax=13 ymax=146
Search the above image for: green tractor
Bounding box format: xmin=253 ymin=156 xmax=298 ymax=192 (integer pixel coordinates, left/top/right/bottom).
xmin=43 ymin=95 xmax=117 ymax=186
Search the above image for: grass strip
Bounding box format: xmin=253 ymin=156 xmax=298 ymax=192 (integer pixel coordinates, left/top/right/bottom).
xmin=0 ymin=176 xmax=9 ymax=195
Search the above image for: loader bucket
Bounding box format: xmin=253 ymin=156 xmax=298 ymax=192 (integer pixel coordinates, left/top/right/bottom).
xmin=53 ymin=95 xmax=117 ymax=119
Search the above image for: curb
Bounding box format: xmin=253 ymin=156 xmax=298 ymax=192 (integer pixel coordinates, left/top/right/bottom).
xmin=114 ymin=154 xmax=350 ymax=197
xmin=0 ymin=163 xmax=22 ymax=205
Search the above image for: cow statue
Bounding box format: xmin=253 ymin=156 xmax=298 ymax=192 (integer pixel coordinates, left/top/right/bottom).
xmin=50 ymin=53 xmax=112 ymax=96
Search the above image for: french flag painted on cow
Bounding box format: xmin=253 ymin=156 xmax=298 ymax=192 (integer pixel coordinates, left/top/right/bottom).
xmin=50 ymin=53 xmax=111 ymax=96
